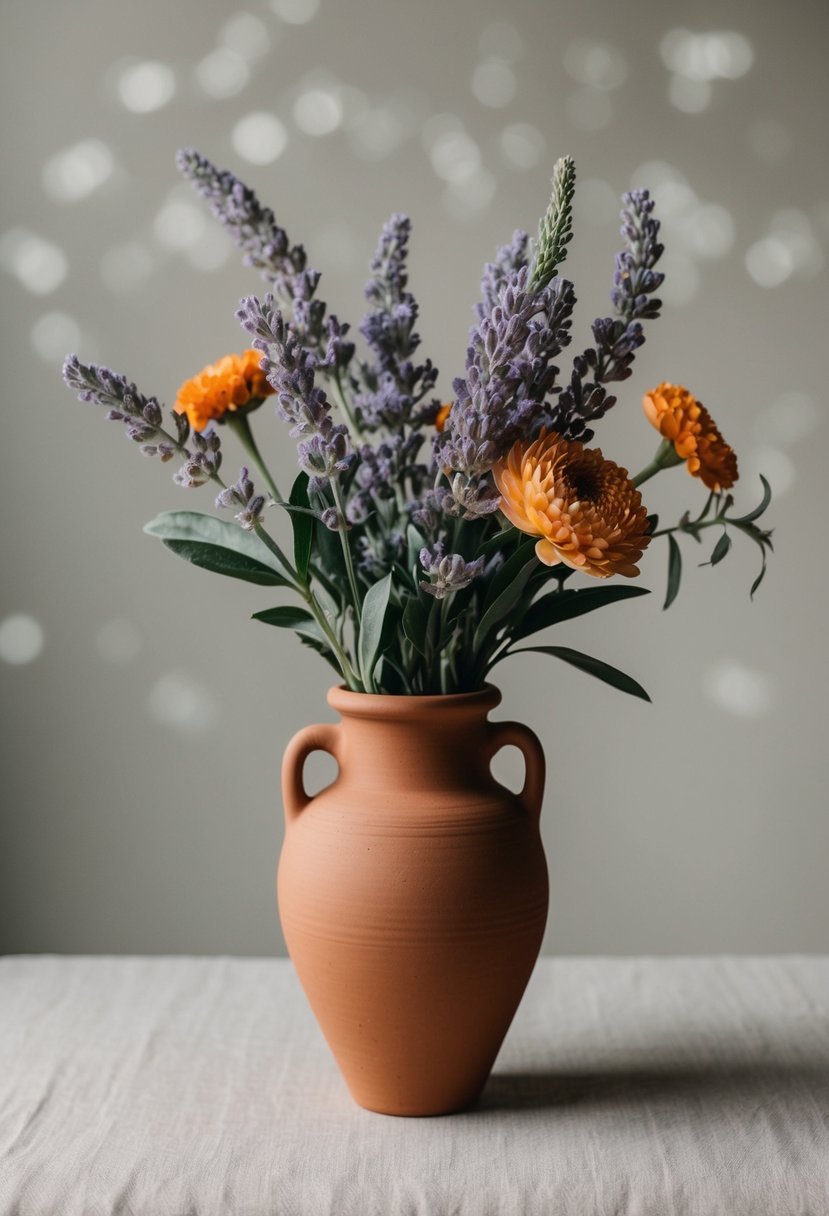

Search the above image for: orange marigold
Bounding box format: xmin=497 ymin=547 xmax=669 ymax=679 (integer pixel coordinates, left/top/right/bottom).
xmin=174 ymin=349 xmax=274 ymax=432
xmin=642 ymin=381 xmax=738 ymax=492
xmin=493 ymin=431 xmax=651 ymax=578
xmin=434 ymin=403 xmax=452 ymax=432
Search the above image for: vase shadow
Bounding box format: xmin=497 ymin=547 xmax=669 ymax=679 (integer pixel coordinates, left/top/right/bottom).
xmin=478 ymin=1058 xmax=829 ymax=1113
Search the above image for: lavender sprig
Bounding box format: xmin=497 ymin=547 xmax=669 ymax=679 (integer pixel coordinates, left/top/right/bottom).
xmin=548 ymin=189 xmax=665 ymax=441
xmin=356 ymin=213 xmax=439 ymax=432
xmin=237 ymin=294 xmax=354 ymax=495
xmin=419 ymin=543 xmax=485 ymax=599
xmin=215 ymin=466 xmax=266 ymax=531
xmin=436 ymin=265 xmax=575 ymax=517
xmin=61 ymin=354 xmax=223 ymax=485
xmin=177 ymin=148 xmax=354 ymax=365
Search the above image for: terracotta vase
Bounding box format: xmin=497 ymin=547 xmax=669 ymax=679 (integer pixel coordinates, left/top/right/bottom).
xmin=278 ymin=684 xmax=548 ymax=1117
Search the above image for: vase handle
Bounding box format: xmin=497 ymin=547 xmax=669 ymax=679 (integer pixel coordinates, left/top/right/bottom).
xmin=281 ymin=723 xmax=340 ymax=826
xmin=488 ymin=721 xmax=546 ymax=823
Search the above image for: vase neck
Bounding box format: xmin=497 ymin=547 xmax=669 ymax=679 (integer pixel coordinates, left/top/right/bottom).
xmin=327 ymin=686 xmax=501 ymax=795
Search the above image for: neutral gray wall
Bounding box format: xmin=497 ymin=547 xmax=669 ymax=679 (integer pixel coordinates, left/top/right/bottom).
xmin=1 ymin=0 xmax=826 ymax=957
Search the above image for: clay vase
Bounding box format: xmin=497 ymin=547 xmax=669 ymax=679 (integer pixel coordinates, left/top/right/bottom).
xmin=278 ymin=684 xmax=548 ymax=1117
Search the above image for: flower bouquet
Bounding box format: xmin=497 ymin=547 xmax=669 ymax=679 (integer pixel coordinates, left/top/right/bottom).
xmin=62 ymin=150 xmax=774 ymax=1116
xmin=63 ymin=150 xmax=771 ymax=700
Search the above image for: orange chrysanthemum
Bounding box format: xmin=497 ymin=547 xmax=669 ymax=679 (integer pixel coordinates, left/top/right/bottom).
xmin=493 ymin=431 xmax=651 ymax=578
xmin=435 ymin=403 xmax=452 ymax=432
xmin=642 ymin=382 xmax=738 ymax=492
xmin=174 ymin=349 xmax=274 ymax=432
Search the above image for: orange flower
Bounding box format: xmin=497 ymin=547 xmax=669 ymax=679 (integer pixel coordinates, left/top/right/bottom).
xmin=174 ymin=349 xmax=274 ymax=432
xmin=435 ymin=403 xmax=452 ymax=432
xmin=642 ymin=382 xmax=738 ymax=492
xmin=493 ymin=431 xmax=651 ymax=578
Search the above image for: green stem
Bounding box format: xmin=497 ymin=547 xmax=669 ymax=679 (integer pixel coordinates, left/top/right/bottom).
xmin=332 ymin=369 xmax=363 ymax=438
xmin=652 ymin=517 xmax=723 ymax=540
xmin=631 ymin=438 xmax=684 ymax=488
xmin=331 ymin=478 xmax=363 ymax=628
xmin=226 ymin=411 xmax=282 ymax=502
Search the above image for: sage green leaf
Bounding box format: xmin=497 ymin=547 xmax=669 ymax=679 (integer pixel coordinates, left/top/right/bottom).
xmin=358 ymin=572 xmax=392 ymax=689
xmin=664 ymin=534 xmax=682 ymax=610
xmin=402 ymin=594 xmax=429 ymax=655
xmin=512 ymin=584 xmax=650 ymax=643
xmin=162 ymin=539 xmax=287 ymax=586
xmin=145 ymin=510 xmax=292 ymax=583
xmin=288 ymin=472 xmax=313 ymax=581
xmin=511 ymin=645 xmax=651 ymax=702
xmin=406 ymin=524 xmax=428 ymax=580
xmin=730 ymin=475 xmax=772 ymax=525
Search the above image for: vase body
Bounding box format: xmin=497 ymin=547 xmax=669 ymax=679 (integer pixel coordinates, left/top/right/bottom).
xmin=278 ymin=684 xmax=548 ymax=1116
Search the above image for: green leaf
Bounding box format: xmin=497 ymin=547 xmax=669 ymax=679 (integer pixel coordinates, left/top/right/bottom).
xmin=358 ymin=573 xmax=392 ymax=689
xmin=704 ymin=532 xmax=732 ymax=567
xmin=664 ymin=534 xmax=682 ymax=610
xmin=511 ymin=645 xmax=651 ymax=702
xmin=482 ymin=537 xmax=536 ymax=609
xmin=162 ymin=539 xmax=288 ymax=586
xmin=730 ymin=475 xmax=772 ymax=525
xmin=297 ymin=633 xmax=342 ymax=675
xmin=145 ymin=510 xmax=292 ymax=583
xmin=402 ymin=594 xmax=429 ymax=655
xmin=511 ymin=584 xmax=650 ymax=643
xmin=252 ymin=605 xmax=317 ymax=630
xmin=406 ymin=524 xmax=428 ymax=581
xmin=473 ymin=558 xmax=535 ymax=651
xmin=253 ymin=605 xmax=341 ymax=671
xmin=288 ymin=472 xmax=313 ymax=581
xmin=750 ymin=556 xmax=768 ymax=600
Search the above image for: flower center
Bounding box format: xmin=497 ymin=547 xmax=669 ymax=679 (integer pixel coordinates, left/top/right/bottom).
xmin=564 ymin=460 xmax=601 ymax=503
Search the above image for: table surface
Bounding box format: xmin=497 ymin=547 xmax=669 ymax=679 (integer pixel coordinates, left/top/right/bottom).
xmin=1 ymin=955 xmax=828 ymax=1216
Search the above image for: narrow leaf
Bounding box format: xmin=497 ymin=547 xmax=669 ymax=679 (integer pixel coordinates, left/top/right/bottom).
xmin=358 ymin=573 xmax=392 ymax=688
xmin=750 ymin=557 xmax=768 ymax=600
xmin=706 ymin=532 xmax=732 ymax=567
xmin=473 ymin=559 xmax=535 ymax=651
xmin=512 ymin=583 xmax=650 ymax=642
xmin=288 ymin=472 xmax=313 ymax=581
xmin=161 ymin=539 xmax=287 ymax=586
xmin=664 ymin=534 xmax=682 ymax=610
xmin=730 ymin=475 xmax=772 ymax=525
xmin=402 ymin=594 xmax=429 ymax=655
xmin=511 ymin=645 xmax=651 ymax=702
xmin=252 ymin=606 xmax=316 ymax=630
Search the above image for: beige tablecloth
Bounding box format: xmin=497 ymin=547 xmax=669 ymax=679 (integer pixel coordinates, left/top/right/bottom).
xmin=1 ymin=955 xmax=828 ymax=1215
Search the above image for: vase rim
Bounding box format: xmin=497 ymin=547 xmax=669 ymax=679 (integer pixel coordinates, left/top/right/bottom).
xmin=327 ymin=683 xmax=502 ymax=718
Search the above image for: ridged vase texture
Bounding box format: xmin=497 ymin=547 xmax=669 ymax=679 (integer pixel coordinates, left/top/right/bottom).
xmin=278 ymin=684 xmax=549 ymax=1116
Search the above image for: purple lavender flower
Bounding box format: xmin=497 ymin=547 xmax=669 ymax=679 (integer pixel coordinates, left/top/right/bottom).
xmin=215 ymin=466 xmax=266 ymax=530
xmin=356 ymin=213 xmax=439 ymax=432
xmin=435 ymin=265 xmax=575 ymax=516
xmin=476 ymin=230 xmax=531 ymax=320
xmin=547 ymin=189 xmax=665 ymax=441
xmin=419 ymin=543 xmax=485 ymax=599
xmin=237 ymin=293 xmax=354 ymax=491
xmin=62 ymin=354 xmax=220 ymax=480
xmin=173 ymin=430 xmax=222 ymax=488
xmin=177 ymin=148 xmax=354 ymax=366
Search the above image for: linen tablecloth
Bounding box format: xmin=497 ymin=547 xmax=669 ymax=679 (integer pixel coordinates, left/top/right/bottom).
xmin=1 ymin=955 xmax=828 ymax=1215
